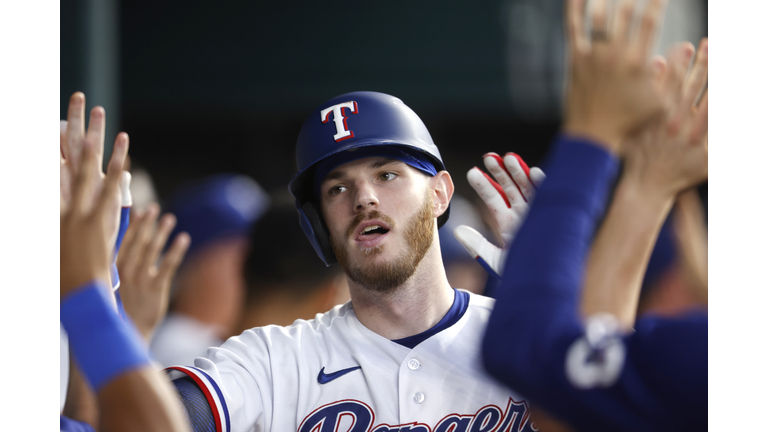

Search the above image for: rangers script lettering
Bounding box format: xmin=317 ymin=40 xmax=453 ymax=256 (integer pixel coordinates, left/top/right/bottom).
xmin=299 ymin=398 xmax=534 ymax=432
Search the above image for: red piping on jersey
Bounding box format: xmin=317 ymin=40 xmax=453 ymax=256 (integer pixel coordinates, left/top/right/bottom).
xmin=167 ymin=366 xmax=223 ymax=432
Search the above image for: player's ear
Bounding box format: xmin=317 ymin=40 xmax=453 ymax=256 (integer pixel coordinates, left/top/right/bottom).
xmin=429 ymin=170 xmax=453 ymax=219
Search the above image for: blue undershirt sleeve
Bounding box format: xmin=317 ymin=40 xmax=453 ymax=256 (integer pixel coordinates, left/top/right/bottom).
xmin=60 ymin=415 xmax=97 ymax=432
xmin=173 ymin=376 xmax=217 ymax=432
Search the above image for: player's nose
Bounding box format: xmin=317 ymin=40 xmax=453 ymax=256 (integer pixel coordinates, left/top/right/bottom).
xmin=353 ymin=181 xmax=379 ymax=212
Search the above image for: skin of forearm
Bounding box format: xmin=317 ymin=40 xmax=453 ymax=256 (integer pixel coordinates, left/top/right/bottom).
xmin=673 ymin=189 xmax=708 ymax=303
xmin=63 ymin=356 xmax=100 ymax=429
xmin=581 ymin=177 xmax=674 ymax=328
xmin=99 ymin=367 xmax=190 ymax=432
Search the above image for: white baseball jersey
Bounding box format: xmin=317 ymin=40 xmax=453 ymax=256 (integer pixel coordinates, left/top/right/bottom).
xmin=168 ymin=290 xmax=537 ymax=432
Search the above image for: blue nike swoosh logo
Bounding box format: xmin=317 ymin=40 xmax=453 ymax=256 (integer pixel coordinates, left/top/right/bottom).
xmin=317 ymin=366 xmax=362 ymax=384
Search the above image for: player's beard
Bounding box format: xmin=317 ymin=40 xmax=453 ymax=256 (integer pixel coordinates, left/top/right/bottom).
xmin=331 ymin=191 xmax=435 ymax=294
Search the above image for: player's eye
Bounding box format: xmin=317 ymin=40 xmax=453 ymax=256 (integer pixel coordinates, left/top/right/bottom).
xmin=328 ymin=185 xmax=347 ymax=196
xmin=379 ymin=172 xmax=397 ymax=182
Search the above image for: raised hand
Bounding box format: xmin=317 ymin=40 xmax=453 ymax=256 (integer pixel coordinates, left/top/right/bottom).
xmin=564 ymin=0 xmax=669 ymax=152
xmin=454 ymin=152 xmax=545 ymax=276
xmin=60 ymin=92 xmax=127 ymax=255
xmin=117 ymin=204 xmax=191 ymax=342
xmin=60 ymin=122 xmax=130 ymax=297
xmin=623 ymin=38 xmax=708 ymax=196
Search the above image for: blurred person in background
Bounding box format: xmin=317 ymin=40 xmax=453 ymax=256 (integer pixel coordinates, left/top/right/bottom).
xmin=124 ymin=155 xmax=161 ymax=213
xmin=235 ymin=198 xmax=349 ymax=333
xmin=150 ymin=174 xmax=270 ymax=367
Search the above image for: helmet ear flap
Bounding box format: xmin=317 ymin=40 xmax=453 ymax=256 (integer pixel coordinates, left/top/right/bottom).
xmin=297 ymin=201 xmax=337 ymax=266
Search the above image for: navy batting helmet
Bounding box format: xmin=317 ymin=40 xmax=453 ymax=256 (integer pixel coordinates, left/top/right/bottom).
xmin=289 ymin=91 xmax=450 ymax=266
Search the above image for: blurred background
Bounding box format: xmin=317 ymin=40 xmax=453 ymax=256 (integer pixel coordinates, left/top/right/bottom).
xmin=61 ymin=0 xmax=707 ymax=203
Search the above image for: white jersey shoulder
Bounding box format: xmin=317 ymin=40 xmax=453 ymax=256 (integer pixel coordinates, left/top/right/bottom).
xmin=170 ymin=291 xmax=536 ymax=432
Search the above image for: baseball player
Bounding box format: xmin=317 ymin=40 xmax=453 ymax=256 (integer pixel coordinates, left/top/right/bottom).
xmin=150 ymin=173 xmax=270 ymax=367
xmin=167 ymin=91 xmax=538 ymax=432
xmin=482 ymin=0 xmax=708 ymax=430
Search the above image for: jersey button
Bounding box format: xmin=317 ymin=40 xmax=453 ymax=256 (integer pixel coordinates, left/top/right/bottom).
xmin=408 ymin=359 xmax=421 ymax=370
xmin=413 ymin=392 xmax=425 ymax=404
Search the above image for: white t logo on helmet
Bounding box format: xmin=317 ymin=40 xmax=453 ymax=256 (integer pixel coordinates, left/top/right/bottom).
xmin=320 ymin=101 xmax=359 ymax=142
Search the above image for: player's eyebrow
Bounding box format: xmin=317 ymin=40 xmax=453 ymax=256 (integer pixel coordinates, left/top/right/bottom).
xmin=369 ymin=159 xmax=401 ymax=170
xmin=322 ymin=170 xmax=346 ymax=183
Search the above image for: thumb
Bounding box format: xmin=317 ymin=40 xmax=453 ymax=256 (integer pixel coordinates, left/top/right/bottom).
xmin=60 ymin=120 xmax=68 ymax=160
xmin=651 ymin=54 xmax=667 ymax=86
xmin=453 ymin=225 xmax=504 ymax=276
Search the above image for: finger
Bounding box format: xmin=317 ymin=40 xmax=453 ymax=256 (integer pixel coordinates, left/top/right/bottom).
xmin=662 ymin=43 xmax=695 ymax=135
xmin=65 ymin=92 xmax=86 ymax=171
xmin=503 ymin=153 xmax=536 ymax=200
xmin=107 ymin=133 xmax=130 ymax=178
xmin=689 ymin=93 xmax=708 ymax=144
xmin=60 ymin=120 xmax=68 ymax=161
xmin=60 ymin=120 xmax=72 ymax=206
xmin=663 ymin=42 xmax=695 ymax=103
xmin=117 ymin=209 xmax=144 ymax=269
xmin=72 ymin=141 xmax=98 ymax=215
xmin=567 ymin=0 xmax=588 ymax=54
xmin=126 ymin=210 xmax=157 ymax=280
xmin=650 ymin=55 xmax=667 ymax=87
xmin=612 ymin=0 xmax=635 ymax=42
xmin=467 ymin=167 xmax=511 ymax=210
xmin=97 ymin=132 xmax=129 ymax=214
xmin=123 ymin=203 xmax=159 ymax=275
xmin=528 ymin=167 xmax=547 ymax=188
xmin=453 ymin=225 xmax=504 ymax=276
xmin=483 ymin=153 xmax=526 ymax=205
xmin=86 ymin=106 xmax=107 ymax=175
xmin=681 ymin=38 xmax=708 ymax=111
xmin=141 ymin=213 xmax=177 ymax=275
xmin=589 ymin=0 xmax=610 ymax=36
xmin=503 ymin=152 xmax=531 ymax=178
xmin=158 ymin=232 xmax=191 ymax=287
xmin=136 ymin=203 xmax=160 ymax=253
xmin=60 ymin=164 xmax=70 ymax=215
xmin=695 ymin=85 xmax=708 ymax=110
xmin=635 ymin=0 xmax=667 ymax=60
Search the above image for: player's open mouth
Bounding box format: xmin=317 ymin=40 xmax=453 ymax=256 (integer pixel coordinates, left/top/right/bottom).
xmin=354 ymin=221 xmax=391 ymax=248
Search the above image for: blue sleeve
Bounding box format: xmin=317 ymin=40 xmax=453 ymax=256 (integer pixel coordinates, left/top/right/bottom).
xmin=60 ymin=416 xmax=97 ymax=432
xmin=115 ymin=206 xmax=131 ymax=257
xmin=481 ymin=135 xmax=706 ymax=431
xmin=173 ymin=376 xmax=216 ymax=432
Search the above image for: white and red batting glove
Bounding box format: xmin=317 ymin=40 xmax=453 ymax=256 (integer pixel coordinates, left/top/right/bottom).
xmin=454 ymin=152 xmax=545 ymax=276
